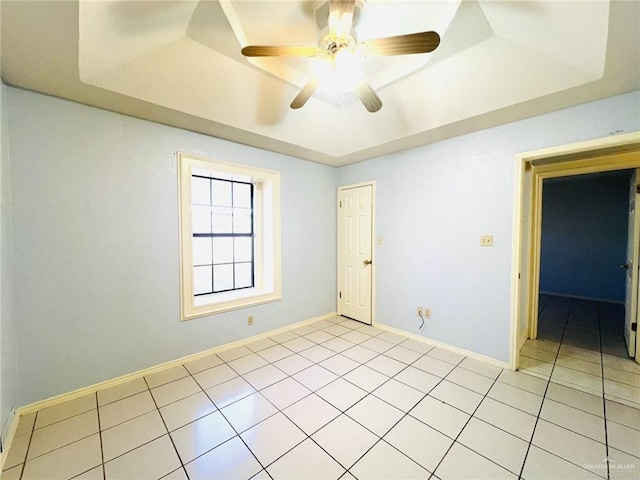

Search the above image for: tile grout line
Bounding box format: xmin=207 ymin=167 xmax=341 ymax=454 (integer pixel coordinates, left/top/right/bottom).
xmin=426 ymin=373 xmax=503 ymax=478
xmin=313 ymin=346 xmax=506 ymax=478
xmin=177 ymin=319 xmax=428 ymax=476
xmin=140 ymin=354 xmax=271 ymax=478
xmin=211 ymin=352 xmax=354 ymax=477
xmin=519 ymin=298 xmax=615 ymax=479
xmin=214 ymin=321 xmax=399 ymax=476
xmin=185 ymin=357 xmax=272 ymax=478
xmin=31 ymin=320 xmax=437 ymax=448
xmin=15 ymin=311 xmax=629 ymax=479
xmin=289 ymin=337 xmax=464 ymax=476
xmin=18 ymin=319 xmax=492 ymax=479
xmin=538 ymin=294 xmax=552 ymax=316
xmin=371 ymin=356 xmax=512 ymax=478
xmin=517 ymin=297 xmax=573 ymax=479
xmin=87 ymin=386 xmax=191 ymax=474
xmin=597 ymin=301 xmax=611 ymax=480
xmin=16 ymin=414 xmax=113 ymax=468
xmin=141 ymin=376 xmax=190 ymax=480
xmin=338 ymin=348 xmax=458 ymax=477
xmin=16 ymin=411 xmax=38 ymax=480
xmin=94 ymin=392 xmax=106 ymax=480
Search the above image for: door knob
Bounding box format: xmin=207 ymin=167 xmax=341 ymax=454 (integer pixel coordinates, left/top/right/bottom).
xmin=363 ymin=259 xmax=372 ymax=266
xmin=620 ymin=264 xmax=630 ymax=270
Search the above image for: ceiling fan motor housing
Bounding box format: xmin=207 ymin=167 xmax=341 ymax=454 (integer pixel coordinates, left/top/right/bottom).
xmin=312 ymin=0 xmax=366 ymax=50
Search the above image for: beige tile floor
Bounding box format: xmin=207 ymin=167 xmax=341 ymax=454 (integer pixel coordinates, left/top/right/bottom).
xmin=2 ymin=307 xmax=639 ymax=480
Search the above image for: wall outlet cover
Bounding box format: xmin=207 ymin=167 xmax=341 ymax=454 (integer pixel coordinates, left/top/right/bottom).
xmin=480 ymin=235 xmax=494 ymax=246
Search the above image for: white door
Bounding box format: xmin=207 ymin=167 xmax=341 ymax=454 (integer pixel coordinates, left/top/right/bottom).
xmin=624 ymin=169 xmax=639 ymax=358
xmin=338 ymin=184 xmax=373 ymax=324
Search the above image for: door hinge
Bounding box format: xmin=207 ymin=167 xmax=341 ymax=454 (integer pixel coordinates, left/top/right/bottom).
xmin=518 ymin=273 xmax=521 ymax=280
xmin=339 ymin=292 xmax=342 ymax=298
xmin=339 ymin=201 xmax=342 ymax=208
xmin=636 ymin=185 xmax=640 ymax=194
xmin=632 ymin=322 xmax=637 ymax=332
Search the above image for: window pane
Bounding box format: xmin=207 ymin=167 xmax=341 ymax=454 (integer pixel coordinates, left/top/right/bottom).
xmin=212 ymin=207 xmax=233 ymax=233
xmin=233 ymin=183 xmax=252 ymax=208
xmin=192 ymin=206 xmax=212 ymax=234
xmin=233 ymin=208 xmax=252 ymax=234
xmin=235 ymin=262 xmax=253 ymax=289
xmin=214 ymin=264 xmax=234 ymax=292
xmin=192 ymin=167 xmax=212 ymax=178
xmin=193 ymin=237 xmax=212 ymax=266
xmin=194 ymin=266 xmax=212 ymax=295
xmin=234 ymin=237 xmax=253 ymax=263
xmin=212 ymin=180 xmax=232 ymax=207
xmin=191 ymin=177 xmax=211 ymax=205
xmin=212 ymin=237 xmax=234 ymax=264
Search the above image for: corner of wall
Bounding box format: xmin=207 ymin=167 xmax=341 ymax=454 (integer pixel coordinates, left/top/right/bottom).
xmin=0 ymin=80 xmax=19 ymax=451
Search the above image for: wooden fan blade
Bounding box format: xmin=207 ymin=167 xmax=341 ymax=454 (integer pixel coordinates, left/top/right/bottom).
xmin=329 ymin=0 xmax=356 ymax=38
xmin=241 ymin=45 xmax=319 ymax=57
xmin=290 ymin=79 xmax=319 ymax=109
xmin=359 ymin=31 xmax=441 ymax=56
xmin=356 ymin=82 xmax=382 ymax=113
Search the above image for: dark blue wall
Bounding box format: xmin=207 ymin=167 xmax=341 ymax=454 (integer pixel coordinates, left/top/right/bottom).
xmin=540 ymin=171 xmax=632 ymax=303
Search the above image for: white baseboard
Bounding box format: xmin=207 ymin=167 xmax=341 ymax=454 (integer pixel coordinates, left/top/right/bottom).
xmin=540 ymin=291 xmax=624 ymax=305
xmin=0 ymin=408 xmax=18 ymax=472
xmin=18 ymin=311 xmax=337 ymax=416
xmin=375 ymin=323 xmax=511 ymax=370
xmin=8 ymin=310 xmax=508 ymax=461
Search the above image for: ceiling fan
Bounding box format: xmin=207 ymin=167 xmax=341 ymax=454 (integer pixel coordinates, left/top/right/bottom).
xmin=240 ymin=0 xmax=441 ymax=113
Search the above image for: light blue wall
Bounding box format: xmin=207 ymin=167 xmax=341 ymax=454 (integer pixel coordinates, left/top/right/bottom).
xmin=336 ymin=90 xmax=640 ymax=362
xmin=6 ymin=87 xmax=337 ymax=406
xmin=1 ymin=82 xmax=18 ymax=440
xmin=4 ymin=85 xmax=640 ymax=406
xmin=540 ymin=173 xmax=631 ymax=303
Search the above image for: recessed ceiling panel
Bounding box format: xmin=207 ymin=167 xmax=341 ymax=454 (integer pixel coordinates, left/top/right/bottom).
xmin=222 ymin=0 xmax=462 ymax=95
xmin=3 ymin=0 xmax=636 ymax=166
xmin=79 ymin=0 xmax=199 ymax=80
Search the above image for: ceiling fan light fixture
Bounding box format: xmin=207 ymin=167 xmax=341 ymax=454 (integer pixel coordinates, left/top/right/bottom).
xmin=240 ymin=0 xmax=441 ymax=112
xmin=313 ymin=50 xmax=362 ymax=95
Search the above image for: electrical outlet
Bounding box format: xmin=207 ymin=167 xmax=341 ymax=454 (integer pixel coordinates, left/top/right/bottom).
xmin=480 ymin=235 xmax=494 ymax=247
xmin=417 ymin=306 xmax=424 ymax=317
xmin=247 ymin=315 xmax=254 ymax=326
xmin=424 ymin=309 xmax=431 ymax=319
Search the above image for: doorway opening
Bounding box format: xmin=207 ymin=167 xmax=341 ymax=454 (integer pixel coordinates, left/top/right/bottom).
xmin=511 ymin=133 xmax=640 ymax=364
xmin=511 ymin=132 xmax=640 ymax=406
xmin=521 ymin=170 xmax=638 ymax=395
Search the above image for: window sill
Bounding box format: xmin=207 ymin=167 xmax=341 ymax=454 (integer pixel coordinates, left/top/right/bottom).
xmin=181 ymin=288 xmax=281 ymax=321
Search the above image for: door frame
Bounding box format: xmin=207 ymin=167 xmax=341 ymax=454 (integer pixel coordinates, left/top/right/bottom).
xmin=625 ymin=169 xmax=640 ymax=357
xmin=510 ymin=131 xmax=640 ymax=370
xmin=337 ymin=181 xmax=376 ymax=326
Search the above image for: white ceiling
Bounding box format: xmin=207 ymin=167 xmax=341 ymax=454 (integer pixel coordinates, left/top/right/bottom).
xmin=1 ymin=0 xmax=639 ymax=167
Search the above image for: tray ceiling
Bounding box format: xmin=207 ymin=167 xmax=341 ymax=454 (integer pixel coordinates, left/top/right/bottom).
xmin=1 ymin=0 xmax=639 ymax=166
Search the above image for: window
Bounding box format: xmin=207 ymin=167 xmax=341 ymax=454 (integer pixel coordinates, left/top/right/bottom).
xmin=192 ymin=176 xmax=254 ymax=295
xmin=179 ymin=153 xmax=281 ymax=320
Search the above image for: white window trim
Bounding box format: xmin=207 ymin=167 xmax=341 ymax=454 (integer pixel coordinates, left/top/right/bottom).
xmin=178 ymin=152 xmax=282 ymax=320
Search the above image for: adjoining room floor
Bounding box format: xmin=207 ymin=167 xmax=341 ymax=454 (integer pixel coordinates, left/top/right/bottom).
xmin=520 ymin=294 xmax=640 ymax=408
xmin=3 ymin=312 xmax=639 ymax=480
xmin=518 ymin=294 xmax=640 ymax=479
